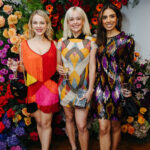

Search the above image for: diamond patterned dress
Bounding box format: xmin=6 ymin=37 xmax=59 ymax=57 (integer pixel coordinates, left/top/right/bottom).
xmin=57 ymin=35 xmax=97 ymax=107
xmin=95 ymin=32 xmax=135 ymax=120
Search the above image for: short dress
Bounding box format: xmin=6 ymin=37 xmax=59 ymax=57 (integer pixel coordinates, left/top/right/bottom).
xmin=95 ymin=32 xmax=135 ymax=120
xmin=21 ymin=40 xmax=59 ymax=113
xmin=57 ymin=34 xmax=97 ymax=108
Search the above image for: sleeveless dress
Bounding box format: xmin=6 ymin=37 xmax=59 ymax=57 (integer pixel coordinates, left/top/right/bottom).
xmin=21 ymin=40 xmax=59 ymax=113
xmin=57 ymin=35 xmax=97 ymax=108
xmin=95 ymin=32 xmax=135 ymax=120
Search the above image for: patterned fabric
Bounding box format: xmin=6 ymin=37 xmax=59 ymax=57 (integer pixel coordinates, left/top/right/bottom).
xmin=21 ymin=40 xmax=59 ymax=113
xmin=57 ymin=36 xmax=97 ymax=107
xmin=95 ymin=32 xmax=135 ymax=120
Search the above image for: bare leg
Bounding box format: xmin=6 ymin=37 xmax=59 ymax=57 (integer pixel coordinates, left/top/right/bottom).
xmin=40 ymin=111 xmax=53 ymax=150
xmin=75 ymin=108 xmax=89 ymax=150
xmin=63 ymin=106 xmax=77 ymax=150
xmin=98 ymin=119 xmax=111 ymax=150
xmin=111 ymin=120 xmax=121 ymax=150
xmin=31 ymin=110 xmax=42 ymax=142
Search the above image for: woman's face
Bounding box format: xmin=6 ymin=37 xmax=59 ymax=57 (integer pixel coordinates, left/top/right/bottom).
xmin=68 ymin=11 xmax=84 ymax=36
xmin=102 ymin=8 xmax=117 ymax=32
xmin=32 ymin=14 xmax=47 ymax=36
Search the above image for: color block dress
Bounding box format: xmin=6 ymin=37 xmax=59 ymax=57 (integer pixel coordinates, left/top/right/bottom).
xmin=57 ymin=35 xmax=97 ymax=108
xmin=95 ymin=32 xmax=135 ymax=120
xmin=21 ymin=40 xmax=59 ymax=113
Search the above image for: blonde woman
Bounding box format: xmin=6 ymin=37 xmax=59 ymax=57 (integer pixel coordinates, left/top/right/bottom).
xmin=7 ymin=10 xmax=59 ymax=150
xmin=57 ymin=7 xmax=97 ymax=150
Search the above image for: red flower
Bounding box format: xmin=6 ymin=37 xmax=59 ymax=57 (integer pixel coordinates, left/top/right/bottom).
xmin=0 ymin=107 xmax=5 ymax=118
xmin=7 ymin=108 xmax=15 ymax=118
xmin=121 ymin=0 xmax=128 ymax=5
xmin=55 ymin=115 xmax=62 ymax=124
xmin=65 ymin=3 xmax=72 ymax=10
xmin=0 ymin=96 xmax=8 ymax=107
xmin=54 ymin=127 xmax=65 ymax=136
xmin=50 ymin=0 xmax=56 ymax=3
xmin=71 ymin=0 xmax=79 ymax=6
xmin=30 ymin=132 xmax=39 ymax=141
xmin=0 ymin=122 xmax=5 ymax=133
xmin=56 ymin=4 xmax=64 ymax=16
xmin=82 ymin=5 xmax=90 ymax=13
xmin=0 ymin=85 xmax=3 ymax=91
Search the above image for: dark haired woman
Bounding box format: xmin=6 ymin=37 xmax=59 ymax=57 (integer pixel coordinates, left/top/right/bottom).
xmin=95 ymin=3 xmax=135 ymax=150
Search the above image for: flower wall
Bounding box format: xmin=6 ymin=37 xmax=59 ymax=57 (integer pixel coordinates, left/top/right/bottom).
xmin=1 ymin=0 xmax=150 ymax=149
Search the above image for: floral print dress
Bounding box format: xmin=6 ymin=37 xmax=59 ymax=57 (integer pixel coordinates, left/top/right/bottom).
xmin=95 ymin=32 xmax=135 ymax=120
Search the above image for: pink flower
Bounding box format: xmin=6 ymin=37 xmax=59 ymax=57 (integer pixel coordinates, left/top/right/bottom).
xmin=137 ymin=76 xmax=142 ymax=81
xmin=138 ymin=72 xmax=143 ymax=76
xmin=136 ymin=83 xmax=142 ymax=89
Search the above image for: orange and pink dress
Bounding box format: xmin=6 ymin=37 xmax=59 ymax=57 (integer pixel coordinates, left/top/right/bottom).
xmin=21 ymin=40 xmax=59 ymax=113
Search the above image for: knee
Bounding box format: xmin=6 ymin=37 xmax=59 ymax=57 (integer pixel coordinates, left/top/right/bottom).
xmin=112 ymin=123 xmax=121 ymax=133
xmin=65 ymin=115 xmax=74 ymax=124
xmin=99 ymin=125 xmax=110 ymax=136
xmin=41 ymin=120 xmax=51 ymax=129
xmin=77 ymin=123 xmax=87 ymax=134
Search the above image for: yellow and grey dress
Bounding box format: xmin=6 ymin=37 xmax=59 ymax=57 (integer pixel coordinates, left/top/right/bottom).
xmin=57 ymin=34 xmax=97 ymax=108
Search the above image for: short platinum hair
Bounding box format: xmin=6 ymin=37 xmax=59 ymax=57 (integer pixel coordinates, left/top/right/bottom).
xmin=63 ymin=7 xmax=91 ymax=38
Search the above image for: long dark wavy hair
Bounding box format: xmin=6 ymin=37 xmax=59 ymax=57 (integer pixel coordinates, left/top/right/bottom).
xmin=96 ymin=3 xmax=122 ymax=46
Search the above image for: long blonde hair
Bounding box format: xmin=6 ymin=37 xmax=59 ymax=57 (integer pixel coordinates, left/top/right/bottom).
xmin=63 ymin=7 xmax=91 ymax=38
xmin=28 ymin=10 xmax=53 ymax=40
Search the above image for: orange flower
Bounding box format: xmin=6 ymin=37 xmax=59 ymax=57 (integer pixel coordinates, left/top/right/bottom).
xmin=112 ymin=1 xmax=122 ymax=9
xmin=14 ymin=11 xmax=22 ymax=19
xmin=3 ymin=5 xmax=13 ymax=14
xmin=11 ymin=45 xmax=19 ymax=54
xmin=134 ymin=52 xmax=140 ymax=57
xmin=96 ymin=4 xmax=103 ymax=12
xmin=20 ymin=34 xmax=27 ymax=41
xmin=127 ymin=116 xmax=134 ymax=123
xmin=0 ymin=0 xmax=4 ymax=7
xmin=140 ymin=107 xmax=147 ymax=115
xmin=127 ymin=125 xmax=135 ymax=135
xmin=22 ymin=108 xmax=30 ymax=117
xmin=10 ymin=35 xmax=19 ymax=44
xmin=23 ymin=24 xmax=29 ymax=31
xmin=16 ymin=114 xmax=22 ymax=121
xmin=24 ymin=117 xmax=31 ymax=126
xmin=138 ymin=113 xmax=145 ymax=125
xmin=46 ymin=4 xmax=53 ymax=14
xmin=23 ymin=30 xmax=29 ymax=39
xmin=8 ymin=14 xmax=18 ymax=25
xmin=0 ymin=16 xmax=5 ymax=28
xmin=121 ymin=124 xmax=128 ymax=133
xmin=134 ymin=57 xmax=137 ymax=62
xmin=8 ymin=28 xmax=16 ymax=38
xmin=3 ymin=28 xmax=9 ymax=38
xmin=9 ymin=24 xmax=16 ymax=29
xmin=91 ymin=18 xmax=98 ymax=26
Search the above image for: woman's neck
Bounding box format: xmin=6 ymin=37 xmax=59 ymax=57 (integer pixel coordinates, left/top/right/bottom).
xmin=33 ymin=35 xmax=46 ymax=41
xmin=72 ymin=31 xmax=82 ymax=38
xmin=106 ymin=29 xmax=120 ymax=38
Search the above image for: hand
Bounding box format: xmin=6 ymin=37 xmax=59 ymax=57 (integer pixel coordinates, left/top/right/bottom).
xmin=57 ymin=64 xmax=68 ymax=76
xmin=122 ymin=89 xmax=132 ymax=98
xmin=80 ymin=89 xmax=94 ymax=103
xmin=7 ymin=58 xmax=20 ymax=72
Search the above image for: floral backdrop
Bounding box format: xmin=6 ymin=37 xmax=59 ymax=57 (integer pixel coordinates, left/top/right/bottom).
xmin=1 ymin=0 xmax=150 ymax=149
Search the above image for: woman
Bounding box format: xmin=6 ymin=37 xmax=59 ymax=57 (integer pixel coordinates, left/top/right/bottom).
xmin=57 ymin=7 xmax=97 ymax=150
xmin=8 ymin=10 xmax=59 ymax=150
xmin=95 ymin=3 xmax=135 ymax=150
